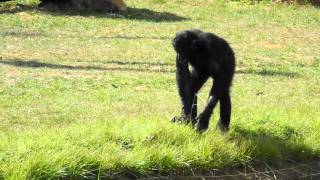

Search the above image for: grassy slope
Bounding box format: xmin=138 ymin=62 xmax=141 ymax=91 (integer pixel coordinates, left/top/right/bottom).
xmin=0 ymin=0 xmax=320 ymax=179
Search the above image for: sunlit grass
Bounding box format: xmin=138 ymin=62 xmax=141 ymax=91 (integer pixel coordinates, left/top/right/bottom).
xmin=0 ymin=0 xmax=319 ymax=179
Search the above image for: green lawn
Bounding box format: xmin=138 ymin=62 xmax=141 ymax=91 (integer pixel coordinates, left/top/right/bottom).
xmin=0 ymin=0 xmax=319 ymax=179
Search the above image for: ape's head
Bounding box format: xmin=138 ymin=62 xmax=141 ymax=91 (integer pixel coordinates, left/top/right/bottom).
xmin=172 ymin=30 xmax=205 ymax=60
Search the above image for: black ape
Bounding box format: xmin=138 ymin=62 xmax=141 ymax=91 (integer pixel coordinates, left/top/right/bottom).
xmin=172 ymin=29 xmax=235 ymax=132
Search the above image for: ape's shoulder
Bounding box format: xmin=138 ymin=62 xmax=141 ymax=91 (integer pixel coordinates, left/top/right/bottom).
xmin=200 ymin=33 xmax=234 ymax=57
xmin=200 ymin=32 xmax=228 ymax=45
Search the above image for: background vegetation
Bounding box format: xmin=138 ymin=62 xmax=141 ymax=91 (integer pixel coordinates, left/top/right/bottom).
xmin=0 ymin=0 xmax=319 ymax=179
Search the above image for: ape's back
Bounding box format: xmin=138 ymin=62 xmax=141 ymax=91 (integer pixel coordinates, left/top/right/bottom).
xmin=200 ymin=32 xmax=235 ymax=59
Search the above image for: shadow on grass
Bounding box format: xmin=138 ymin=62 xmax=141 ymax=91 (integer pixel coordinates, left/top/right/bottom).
xmin=1 ymin=31 xmax=44 ymax=37
xmin=237 ymin=69 xmax=298 ymax=78
xmin=0 ymin=59 xmax=175 ymax=73
xmin=0 ymin=59 xmax=300 ymax=77
xmin=100 ymin=60 xmax=173 ymax=66
xmin=0 ymin=3 xmax=189 ymax=22
xmin=231 ymin=0 xmax=319 ymax=8
xmin=55 ymin=126 xmax=320 ymax=179
xmin=95 ymin=35 xmax=171 ymax=40
xmin=124 ymin=7 xmax=189 ymax=22
xmin=1 ymin=30 xmax=171 ymax=40
xmin=230 ymin=125 xmax=317 ymax=163
xmin=40 ymin=7 xmax=189 ymax=22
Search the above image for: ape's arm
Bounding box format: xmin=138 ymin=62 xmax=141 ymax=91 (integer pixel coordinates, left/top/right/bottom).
xmin=175 ymin=54 xmax=193 ymax=120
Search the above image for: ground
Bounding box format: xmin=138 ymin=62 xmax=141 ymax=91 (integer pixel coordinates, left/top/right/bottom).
xmin=0 ymin=0 xmax=319 ymax=179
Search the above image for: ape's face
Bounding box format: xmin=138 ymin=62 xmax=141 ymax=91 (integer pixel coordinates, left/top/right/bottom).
xmin=172 ymin=31 xmax=200 ymax=59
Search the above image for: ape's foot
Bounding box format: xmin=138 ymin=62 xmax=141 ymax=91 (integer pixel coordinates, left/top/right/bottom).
xmin=216 ymin=121 xmax=229 ymax=133
xmin=194 ymin=114 xmax=209 ymax=132
xmin=190 ymin=118 xmax=197 ymax=126
xmin=171 ymin=116 xmax=190 ymax=124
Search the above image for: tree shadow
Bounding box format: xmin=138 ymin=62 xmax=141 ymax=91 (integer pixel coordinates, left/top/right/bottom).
xmin=96 ymin=35 xmax=171 ymax=40
xmin=0 ymin=2 xmax=37 ymax=14
xmin=40 ymin=7 xmax=189 ymax=22
xmin=1 ymin=30 xmax=171 ymax=40
xmin=0 ymin=31 xmax=44 ymax=37
xmin=101 ymin=60 xmax=173 ymax=66
xmin=241 ymin=0 xmax=319 ymax=8
xmin=0 ymin=59 xmax=300 ymax=77
xmin=237 ymin=69 xmax=298 ymax=78
xmin=310 ymin=0 xmax=320 ymax=7
xmin=0 ymin=3 xmax=189 ymax=22
xmin=122 ymin=7 xmax=189 ymax=22
xmin=0 ymin=59 xmax=175 ymax=73
xmin=287 ymin=0 xmax=320 ymax=8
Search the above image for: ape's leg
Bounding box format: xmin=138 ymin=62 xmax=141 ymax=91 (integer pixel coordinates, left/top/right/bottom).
xmin=190 ymin=71 xmax=209 ymax=124
xmin=195 ymin=77 xmax=226 ymax=132
xmin=217 ymin=92 xmax=231 ymax=132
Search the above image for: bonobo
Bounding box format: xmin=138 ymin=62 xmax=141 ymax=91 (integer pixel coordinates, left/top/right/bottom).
xmin=172 ymin=29 xmax=235 ymax=132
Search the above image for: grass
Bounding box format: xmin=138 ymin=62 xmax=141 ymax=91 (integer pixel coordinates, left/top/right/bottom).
xmin=0 ymin=0 xmax=320 ymax=179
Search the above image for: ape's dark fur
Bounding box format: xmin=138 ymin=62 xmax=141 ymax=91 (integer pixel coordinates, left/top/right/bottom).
xmin=172 ymin=29 xmax=235 ymax=132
